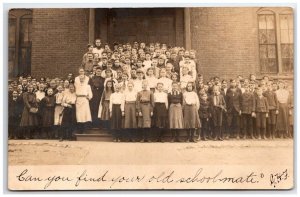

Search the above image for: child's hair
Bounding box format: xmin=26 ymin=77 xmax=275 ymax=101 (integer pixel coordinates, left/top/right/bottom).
xmin=186 ymin=82 xmax=195 ymax=91
xmin=105 ymin=80 xmax=115 ymax=92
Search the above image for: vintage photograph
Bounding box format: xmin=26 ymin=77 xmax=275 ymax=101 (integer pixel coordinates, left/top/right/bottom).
xmin=7 ymin=7 xmax=294 ymax=190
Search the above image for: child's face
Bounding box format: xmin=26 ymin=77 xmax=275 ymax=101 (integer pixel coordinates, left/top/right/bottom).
xmin=201 ymin=94 xmax=208 ymax=101
xmin=171 ymin=75 xmax=178 ymax=82
xmin=137 ymin=62 xmax=143 ymax=67
xmin=157 ymin=84 xmax=163 ymax=91
xmin=12 ymin=91 xmax=18 ymax=97
xmin=257 ymin=89 xmax=263 ymax=96
xmin=122 ymin=74 xmax=128 ymax=81
xmin=47 ymin=89 xmax=53 ymax=95
xmin=57 ymin=86 xmax=63 ymax=92
xmin=107 ymin=82 xmax=112 ymax=88
xmin=69 ymin=85 xmax=75 ymax=92
xmin=213 ymin=87 xmax=219 ymax=95
xmin=152 ymin=59 xmax=158 ymax=66
xmin=137 ymin=72 xmax=143 ymax=79
xmin=115 ymin=86 xmax=120 ymax=92
xmin=148 ymin=69 xmax=154 ymax=76
xmin=142 ymin=82 xmax=148 ymax=90
xmin=187 ymin=83 xmax=193 ymax=91
xmin=128 ymin=83 xmax=133 ymax=91
xmin=172 ymin=83 xmax=178 ymax=91
xmin=145 ymin=54 xmax=151 ymax=60
xmin=160 ymin=70 xmax=167 ymax=77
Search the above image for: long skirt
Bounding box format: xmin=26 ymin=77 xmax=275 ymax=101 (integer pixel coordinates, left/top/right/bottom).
xmin=277 ymin=103 xmax=289 ymax=132
xmin=111 ymin=104 xmax=122 ymax=130
xmin=169 ymin=103 xmax=184 ymax=129
xmin=137 ymin=103 xmax=151 ymax=128
xmin=42 ymin=107 xmax=55 ymax=127
xmin=76 ymin=97 xmax=92 ymax=123
xmin=124 ymin=102 xmax=137 ymax=129
xmin=61 ymin=105 xmax=77 ymax=127
xmin=100 ymin=100 xmax=110 ymax=121
xmin=183 ymin=104 xmax=201 ymax=129
xmin=20 ymin=107 xmax=38 ymax=127
xmin=54 ymin=105 xmax=64 ymax=125
xmin=153 ymin=103 xmax=168 ymax=128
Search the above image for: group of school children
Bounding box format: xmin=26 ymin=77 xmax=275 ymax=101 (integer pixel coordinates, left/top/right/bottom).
xmin=8 ymin=39 xmax=294 ymax=142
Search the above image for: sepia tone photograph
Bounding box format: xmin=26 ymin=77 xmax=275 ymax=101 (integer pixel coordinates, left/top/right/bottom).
xmin=6 ymin=6 xmax=294 ymax=190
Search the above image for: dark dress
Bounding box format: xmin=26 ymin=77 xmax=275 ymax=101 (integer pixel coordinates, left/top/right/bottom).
xmin=20 ymin=92 xmax=39 ymax=127
xmin=40 ymin=95 xmax=56 ymax=127
xmin=89 ymin=75 xmax=105 ymax=122
xmin=9 ymin=96 xmax=23 ymax=135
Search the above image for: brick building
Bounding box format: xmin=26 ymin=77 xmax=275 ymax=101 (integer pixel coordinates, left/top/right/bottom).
xmin=8 ymin=7 xmax=294 ymax=82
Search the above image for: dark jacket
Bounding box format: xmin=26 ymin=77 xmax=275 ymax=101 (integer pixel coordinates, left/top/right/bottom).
xmin=225 ymin=87 xmax=242 ymax=113
xmin=241 ymin=91 xmax=255 ymax=114
xmin=199 ymin=99 xmax=210 ymax=119
xmin=209 ymin=94 xmax=226 ymax=112
xmin=254 ymin=95 xmax=269 ymax=113
xmin=263 ymin=90 xmax=279 ymax=110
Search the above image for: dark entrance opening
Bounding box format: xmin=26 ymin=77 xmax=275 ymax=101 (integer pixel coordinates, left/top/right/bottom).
xmin=95 ymin=8 xmax=184 ymax=47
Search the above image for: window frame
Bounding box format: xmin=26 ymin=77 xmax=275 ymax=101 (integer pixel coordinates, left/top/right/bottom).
xmin=257 ymin=8 xmax=294 ymax=77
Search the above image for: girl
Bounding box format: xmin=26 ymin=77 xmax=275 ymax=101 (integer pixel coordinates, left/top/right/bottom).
xmin=98 ymin=80 xmax=115 ymax=129
xmin=20 ymin=84 xmax=39 ymax=139
xmin=153 ymin=82 xmax=168 ymax=142
xmin=40 ymin=88 xmax=56 ymax=139
xmin=109 ymin=84 xmax=125 ymax=142
xmin=123 ymin=81 xmax=138 ymax=141
xmin=168 ymin=82 xmax=184 ymax=142
xmin=60 ymin=83 xmax=77 ymax=141
xmin=157 ymin=68 xmax=172 ymax=93
xmin=145 ymin=67 xmax=158 ymax=93
xmin=275 ymin=81 xmax=292 ymax=138
xmin=183 ymin=82 xmax=201 ymax=142
xmin=54 ymin=85 xmax=65 ymax=137
xmin=75 ymin=75 xmax=93 ymax=133
xmin=136 ymin=80 xmax=154 ymax=142
xmin=180 ymin=66 xmax=195 ymax=91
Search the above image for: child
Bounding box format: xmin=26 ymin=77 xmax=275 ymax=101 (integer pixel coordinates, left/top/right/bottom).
xmin=54 ymin=85 xmax=64 ymax=138
xmin=133 ymin=69 xmax=145 ymax=92
xmin=19 ymin=84 xmax=39 ymax=139
xmin=241 ymin=85 xmax=255 ymax=139
xmin=168 ymin=82 xmax=184 ymax=142
xmin=145 ymin=68 xmax=158 ymax=93
xmin=40 ymin=88 xmax=56 ymax=139
xmin=136 ymin=80 xmax=154 ymax=142
xmin=60 ymin=83 xmax=77 ymax=141
xmin=180 ymin=66 xmax=195 ymax=90
xmin=8 ymin=90 xmax=23 ymax=139
xmin=75 ymin=75 xmax=93 ymax=134
xmin=253 ymin=87 xmax=269 ymax=140
xmin=183 ymin=82 xmax=201 ymax=142
xmin=109 ymin=84 xmax=125 ymax=142
xmin=157 ymin=68 xmax=172 ymax=93
xmin=123 ymin=81 xmax=138 ymax=141
xmin=275 ymin=81 xmax=292 ymax=138
xmin=98 ymin=80 xmax=115 ymax=129
xmin=209 ymin=86 xmax=226 ymax=141
xmin=153 ymin=82 xmax=168 ymax=142
xmin=263 ymin=81 xmax=279 ymax=139
xmin=199 ymin=93 xmax=210 ymax=141
xmin=118 ymin=72 xmax=129 ymax=93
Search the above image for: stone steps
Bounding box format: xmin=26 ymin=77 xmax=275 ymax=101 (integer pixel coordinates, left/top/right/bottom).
xmin=75 ymin=128 xmax=192 ymax=142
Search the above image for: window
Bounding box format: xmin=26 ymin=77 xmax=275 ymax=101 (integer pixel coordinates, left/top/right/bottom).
xmin=258 ymin=11 xmax=278 ymax=73
xmin=257 ymin=8 xmax=294 ymax=75
xmin=8 ymin=9 xmax=32 ymax=78
xmin=280 ymin=14 xmax=293 ymax=73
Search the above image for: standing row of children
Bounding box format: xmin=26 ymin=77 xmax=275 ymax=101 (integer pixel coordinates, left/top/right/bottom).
xmin=8 ymin=39 xmax=293 ymax=142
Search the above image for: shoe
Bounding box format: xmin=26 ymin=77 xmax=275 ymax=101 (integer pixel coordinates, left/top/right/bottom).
xmin=218 ymin=137 xmax=223 ymax=141
xmin=190 ymin=139 xmax=196 ymax=143
xmin=59 ymin=138 xmax=63 ymax=142
xmin=140 ymin=139 xmax=145 ymax=143
xmin=242 ymin=135 xmax=246 ymax=140
xmin=113 ymin=138 xmax=117 ymax=142
xmin=250 ymin=135 xmax=254 ymax=139
xmin=117 ymin=139 xmax=121 ymax=142
xmin=203 ymin=138 xmax=207 ymax=141
xmin=236 ymin=135 xmax=240 ymax=140
xmin=170 ymin=138 xmax=175 ymax=143
xmin=258 ymin=136 xmax=261 ymax=140
xmin=185 ymin=139 xmax=190 ymax=143
xmin=175 ymin=138 xmax=181 ymax=142
xmin=262 ymin=135 xmax=266 ymax=140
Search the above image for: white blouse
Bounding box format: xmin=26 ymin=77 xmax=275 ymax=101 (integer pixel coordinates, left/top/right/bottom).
xmin=183 ymin=91 xmax=200 ymax=110
xmin=154 ymin=91 xmax=168 ymax=109
xmin=109 ymin=92 xmax=125 ymax=112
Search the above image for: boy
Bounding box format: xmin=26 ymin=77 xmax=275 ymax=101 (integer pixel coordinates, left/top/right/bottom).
xmin=263 ymin=81 xmax=279 ymax=139
xmin=253 ymin=87 xmax=269 ymax=140
xmin=199 ymin=93 xmax=210 ymax=141
xmin=209 ymin=86 xmax=226 ymax=141
xmin=8 ymin=90 xmax=23 ymax=139
xmin=241 ymin=85 xmax=255 ymax=139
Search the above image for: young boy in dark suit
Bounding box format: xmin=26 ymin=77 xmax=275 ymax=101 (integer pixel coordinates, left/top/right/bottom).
xmin=209 ymin=86 xmax=226 ymax=141
xmin=199 ymin=93 xmax=210 ymax=140
xmin=8 ymin=90 xmax=23 ymax=139
xmin=253 ymin=87 xmax=269 ymax=140
xmin=225 ymin=79 xmax=242 ymax=139
xmin=241 ymin=85 xmax=255 ymax=139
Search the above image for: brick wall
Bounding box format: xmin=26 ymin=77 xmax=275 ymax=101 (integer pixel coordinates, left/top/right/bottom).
xmin=190 ymin=7 xmax=259 ymax=81
xmin=31 ymin=9 xmax=89 ymax=79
